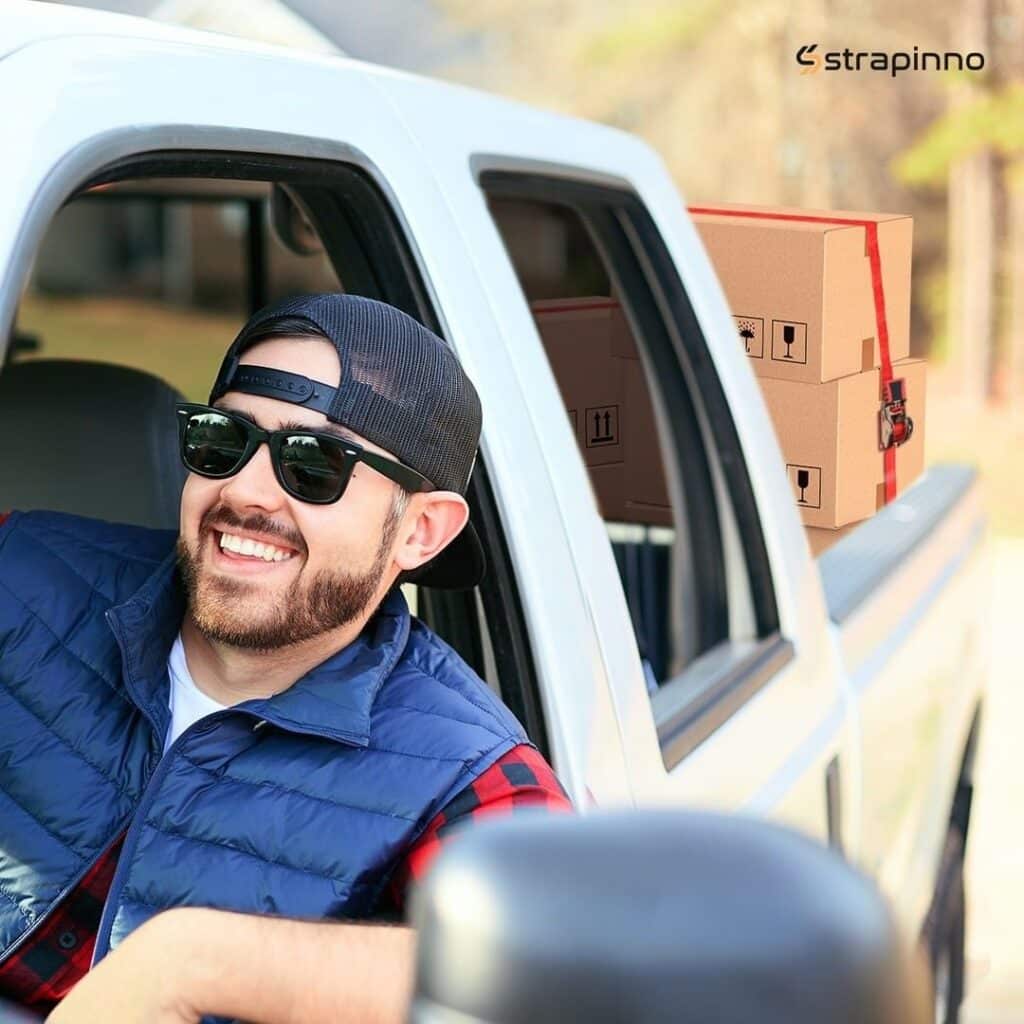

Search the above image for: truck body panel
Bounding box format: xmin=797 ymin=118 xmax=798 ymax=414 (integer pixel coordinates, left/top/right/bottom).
xmin=0 ymin=2 xmax=989 ymax=943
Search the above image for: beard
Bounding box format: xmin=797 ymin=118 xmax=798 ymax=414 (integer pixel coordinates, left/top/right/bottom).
xmin=177 ymin=497 xmax=406 ymax=652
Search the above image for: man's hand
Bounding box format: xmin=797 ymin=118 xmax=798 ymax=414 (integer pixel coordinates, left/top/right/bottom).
xmin=47 ymin=911 xmax=199 ymax=1024
xmin=46 ymin=907 xmax=416 ymax=1024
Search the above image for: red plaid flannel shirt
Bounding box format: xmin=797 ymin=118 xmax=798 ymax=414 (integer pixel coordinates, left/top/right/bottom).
xmin=0 ymin=743 xmax=569 ymax=1012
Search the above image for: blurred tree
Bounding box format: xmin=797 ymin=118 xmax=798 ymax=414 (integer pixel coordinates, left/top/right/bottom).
xmin=950 ymin=0 xmax=995 ymax=406
xmin=895 ymin=0 xmax=1024 ymax=402
xmin=1008 ymin=3 xmax=1024 ymax=405
xmin=438 ymin=0 xmax=967 ymax=362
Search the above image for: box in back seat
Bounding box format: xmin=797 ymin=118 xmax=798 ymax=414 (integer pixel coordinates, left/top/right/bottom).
xmin=532 ymin=297 xmax=671 ymax=527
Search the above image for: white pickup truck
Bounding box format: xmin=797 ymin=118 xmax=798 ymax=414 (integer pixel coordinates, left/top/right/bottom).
xmin=0 ymin=4 xmax=990 ymax=1020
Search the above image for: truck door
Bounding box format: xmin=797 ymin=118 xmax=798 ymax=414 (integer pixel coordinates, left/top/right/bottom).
xmin=368 ymin=65 xmax=857 ymax=845
xmin=0 ymin=28 xmax=634 ymax=811
xmin=474 ymin=174 xmax=851 ymax=842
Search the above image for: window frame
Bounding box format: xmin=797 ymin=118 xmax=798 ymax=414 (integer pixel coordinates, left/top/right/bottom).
xmin=482 ymin=174 xmax=729 ymax=659
xmin=479 ymin=170 xmax=786 ymax=768
xmin=77 ymin=151 xmax=440 ymax=331
xmin=5 ymin=145 xmax=551 ymax=757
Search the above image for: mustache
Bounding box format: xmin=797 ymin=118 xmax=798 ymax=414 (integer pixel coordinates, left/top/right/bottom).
xmin=199 ymin=503 xmax=306 ymax=554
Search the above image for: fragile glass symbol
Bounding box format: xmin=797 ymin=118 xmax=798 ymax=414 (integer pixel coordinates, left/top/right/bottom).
xmin=783 ymin=324 xmax=796 ymax=358
xmin=796 ymin=468 xmax=810 ymax=503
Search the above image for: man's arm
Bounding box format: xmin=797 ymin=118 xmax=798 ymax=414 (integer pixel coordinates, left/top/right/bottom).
xmin=386 ymin=744 xmax=572 ymax=911
xmin=49 ymin=744 xmax=569 ymax=1024
xmin=48 ymin=908 xmax=414 ymax=1024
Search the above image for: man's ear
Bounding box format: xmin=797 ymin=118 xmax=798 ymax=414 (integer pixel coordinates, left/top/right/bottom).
xmin=392 ymin=492 xmax=470 ymax=574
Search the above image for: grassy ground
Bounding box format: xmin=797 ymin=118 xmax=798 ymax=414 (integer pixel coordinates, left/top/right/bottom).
xmin=16 ymin=294 xmax=239 ymax=403
xmin=925 ymin=363 xmax=1024 ymax=537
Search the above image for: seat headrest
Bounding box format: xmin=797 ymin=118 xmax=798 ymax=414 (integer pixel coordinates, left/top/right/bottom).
xmin=0 ymin=359 xmax=187 ymax=530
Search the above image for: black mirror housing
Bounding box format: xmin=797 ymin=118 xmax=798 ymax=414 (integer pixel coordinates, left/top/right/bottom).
xmin=410 ymin=810 xmax=932 ymax=1024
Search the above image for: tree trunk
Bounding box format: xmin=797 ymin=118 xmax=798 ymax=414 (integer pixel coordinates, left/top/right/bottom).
xmin=1007 ymin=166 xmax=1024 ymax=404
xmin=1000 ymin=0 xmax=1024 ymax=405
xmin=948 ymin=0 xmax=995 ymax=404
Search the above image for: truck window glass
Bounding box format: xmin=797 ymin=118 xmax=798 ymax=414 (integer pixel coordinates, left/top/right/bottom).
xmin=484 ymin=178 xmax=778 ymax=691
xmin=13 ymin=181 xmax=339 ymax=400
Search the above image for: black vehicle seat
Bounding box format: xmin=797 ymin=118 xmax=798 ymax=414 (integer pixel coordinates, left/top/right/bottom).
xmin=0 ymin=359 xmax=186 ymax=530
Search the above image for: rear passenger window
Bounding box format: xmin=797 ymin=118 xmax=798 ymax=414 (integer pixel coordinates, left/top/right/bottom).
xmin=487 ymin=198 xmax=680 ymax=682
xmin=484 ymin=175 xmax=781 ymax=710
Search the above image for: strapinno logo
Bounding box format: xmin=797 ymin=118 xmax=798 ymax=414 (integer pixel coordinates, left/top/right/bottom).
xmin=795 ymin=42 xmax=984 ymax=77
xmin=796 ymin=44 xmax=821 ymax=74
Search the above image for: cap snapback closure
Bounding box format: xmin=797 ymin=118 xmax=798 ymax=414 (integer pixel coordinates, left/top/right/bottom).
xmin=218 ymin=364 xmax=336 ymax=417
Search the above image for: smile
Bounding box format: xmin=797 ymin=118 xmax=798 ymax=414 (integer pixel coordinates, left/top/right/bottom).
xmin=217 ymin=531 xmax=296 ymax=563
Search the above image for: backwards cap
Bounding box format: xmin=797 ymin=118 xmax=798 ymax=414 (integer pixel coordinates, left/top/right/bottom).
xmin=209 ymin=293 xmax=485 ymax=590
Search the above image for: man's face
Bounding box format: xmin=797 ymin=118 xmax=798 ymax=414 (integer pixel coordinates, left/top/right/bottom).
xmin=177 ymin=336 xmax=409 ymax=650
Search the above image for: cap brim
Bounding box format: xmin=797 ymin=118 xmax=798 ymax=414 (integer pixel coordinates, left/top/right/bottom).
xmin=403 ymin=520 xmax=486 ymax=591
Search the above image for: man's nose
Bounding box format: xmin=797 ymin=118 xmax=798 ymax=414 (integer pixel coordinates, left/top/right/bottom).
xmin=218 ymin=442 xmax=286 ymax=512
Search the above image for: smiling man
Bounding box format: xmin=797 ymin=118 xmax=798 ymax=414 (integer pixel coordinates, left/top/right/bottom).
xmin=0 ymin=294 xmax=569 ymax=1023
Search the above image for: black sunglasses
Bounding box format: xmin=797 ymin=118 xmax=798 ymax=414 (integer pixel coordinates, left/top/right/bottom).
xmin=176 ymin=403 xmax=435 ymax=504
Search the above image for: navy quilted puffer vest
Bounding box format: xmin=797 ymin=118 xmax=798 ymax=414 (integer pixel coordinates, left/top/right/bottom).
xmin=0 ymin=511 xmax=527 ymax=965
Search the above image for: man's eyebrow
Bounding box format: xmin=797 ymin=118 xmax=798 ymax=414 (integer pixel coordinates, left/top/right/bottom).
xmin=217 ymin=406 xmax=360 ymax=445
xmin=281 ymin=419 xmax=359 ymax=444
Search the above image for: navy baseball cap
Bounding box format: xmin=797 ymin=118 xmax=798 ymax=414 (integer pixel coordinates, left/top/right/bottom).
xmin=209 ymin=294 xmax=485 ymax=590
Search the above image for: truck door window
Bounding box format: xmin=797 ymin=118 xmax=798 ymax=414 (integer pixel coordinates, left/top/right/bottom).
xmin=483 ymin=174 xmax=779 ymax=699
xmin=4 ymin=153 xmax=549 ymax=759
xmin=14 ymin=181 xmax=340 ymax=400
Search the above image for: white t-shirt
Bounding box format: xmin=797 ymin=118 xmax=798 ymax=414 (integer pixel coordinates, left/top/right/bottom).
xmin=165 ymin=632 xmax=227 ymax=752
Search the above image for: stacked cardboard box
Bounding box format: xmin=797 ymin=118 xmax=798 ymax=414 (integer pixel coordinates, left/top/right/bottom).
xmin=756 ymin=357 xmax=926 ymax=531
xmin=531 ymin=297 xmax=672 ymax=528
xmin=691 ymin=202 xmax=927 ymax=554
xmin=804 ymin=521 xmax=858 ymax=558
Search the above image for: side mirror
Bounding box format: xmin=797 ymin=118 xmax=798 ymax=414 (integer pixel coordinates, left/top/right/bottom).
xmin=269 ymin=184 xmax=324 ymax=256
xmin=410 ymin=810 xmax=932 ymax=1024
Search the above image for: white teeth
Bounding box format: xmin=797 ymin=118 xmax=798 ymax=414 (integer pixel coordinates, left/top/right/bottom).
xmin=218 ymin=531 xmax=293 ymax=562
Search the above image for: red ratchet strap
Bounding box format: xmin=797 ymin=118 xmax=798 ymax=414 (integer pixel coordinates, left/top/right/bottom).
xmin=688 ymin=206 xmax=913 ymax=504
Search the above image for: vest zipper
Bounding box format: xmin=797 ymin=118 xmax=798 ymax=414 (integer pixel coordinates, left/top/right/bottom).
xmin=89 ymin=707 xmax=350 ymax=965
xmin=3 ymin=696 xmax=369 ymax=969
xmin=91 ymin=711 xmax=232 ymax=966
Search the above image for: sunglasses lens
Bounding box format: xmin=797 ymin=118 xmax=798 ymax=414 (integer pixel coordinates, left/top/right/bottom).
xmin=278 ymin=435 xmax=349 ymax=502
xmin=182 ymin=411 xmax=248 ymax=476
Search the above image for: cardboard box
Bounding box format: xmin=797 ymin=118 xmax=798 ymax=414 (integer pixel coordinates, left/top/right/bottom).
xmin=532 ymin=297 xmax=672 ymax=527
xmin=805 ymin=521 xmax=863 ymax=558
xmin=690 ymin=203 xmax=912 ymax=384
xmin=621 ymin=357 xmax=672 ymax=524
xmin=759 ymin=357 xmax=926 ymax=528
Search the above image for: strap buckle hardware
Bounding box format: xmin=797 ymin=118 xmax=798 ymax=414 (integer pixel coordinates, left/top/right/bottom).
xmin=879 ymin=377 xmax=914 ymax=450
